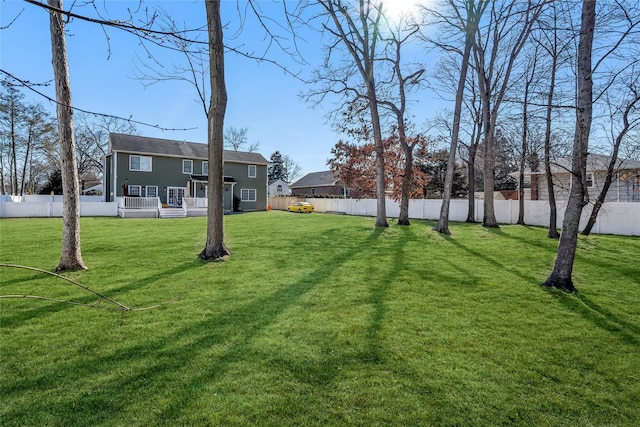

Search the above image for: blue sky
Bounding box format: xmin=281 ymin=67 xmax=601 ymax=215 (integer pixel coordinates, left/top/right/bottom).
xmin=1 ymin=0 xmax=439 ymax=175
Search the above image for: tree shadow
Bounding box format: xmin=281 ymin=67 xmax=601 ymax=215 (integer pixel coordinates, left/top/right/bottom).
xmin=440 ymin=234 xmax=542 ymax=286
xmin=2 ymin=229 xmax=386 ymax=425
xmin=549 ymin=289 xmax=639 ymax=346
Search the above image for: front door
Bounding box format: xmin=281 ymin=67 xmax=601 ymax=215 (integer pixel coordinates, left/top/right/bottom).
xmin=167 ymin=187 xmax=186 ymax=207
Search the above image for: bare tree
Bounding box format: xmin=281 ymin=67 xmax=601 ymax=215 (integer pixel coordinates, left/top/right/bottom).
xmin=582 ymin=78 xmax=640 ymax=235
xmin=306 ymin=0 xmax=389 ymax=228
xmin=224 ymin=126 xmax=260 ymax=152
xmin=378 ymin=16 xmax=425 ymax=226
xmin=533 ymin=0 xmax=577 ymax=239
xmin=48 ymin=0 xmax=86 ymax=271
xmin=74 ymin=114 xmax=137 ymax=183
xmin=199 ymin=0 xmax=230 ymax=261
xmin=515 ymin=44 xmax=542 ymax=225
xmin=473 ymin=0 xmax=546 ymax=228
xmin=0 ymin=82 xmax=24 ymax=195
xmin=543 ymin=0 xmax=595 ymax=293
xmin=282 ymin=154 xmax=303 ymax=184
xmin=430 ymin=0 xmax=489 ymax=234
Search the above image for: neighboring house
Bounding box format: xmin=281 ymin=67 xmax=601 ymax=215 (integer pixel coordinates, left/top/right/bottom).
xmin=268 ymin=179 xmax=291 ymax=196
xmin=104 ymin=133 xmax=269 ymax=211
xmin=519 ymin=153 xmax=640 ymax=202
xmin=290 ymin=170 xmax=348 ymax=197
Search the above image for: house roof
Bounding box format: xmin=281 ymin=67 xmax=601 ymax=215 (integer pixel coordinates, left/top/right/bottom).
xmin=268 ymin=179 xmax=288 ymax=185
xmin=290 ymin=170 xmax=339 ymax=188
xmin=108 ymin=133 xmax=268 ymax=165
xmin=523 ymin=153 xmax=640 ymax=175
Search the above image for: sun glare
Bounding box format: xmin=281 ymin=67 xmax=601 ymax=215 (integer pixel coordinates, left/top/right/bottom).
xmin=382 ymin=0 xmax=420 ymax=21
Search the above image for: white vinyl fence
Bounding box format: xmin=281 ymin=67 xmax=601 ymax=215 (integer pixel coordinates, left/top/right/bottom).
xmin=299 ymin=198 xmax=640 ymax=236
xmin=0 ymin=195 xmax=117 ymax=218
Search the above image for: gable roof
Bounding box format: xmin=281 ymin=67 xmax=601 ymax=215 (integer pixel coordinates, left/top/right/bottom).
xmin=523 ymin=153 xmax=640 ymax=175
xmin=108 ymin=133 xmax=268 ymax=165
xmin=290 ymin=171 xmax=339 ymax=188
xmin=268 ymin=179 xmax=289 ymax=186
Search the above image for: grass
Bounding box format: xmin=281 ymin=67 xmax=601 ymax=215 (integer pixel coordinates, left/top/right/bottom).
xmin=1 ymin=212 xmax=639 ymax=426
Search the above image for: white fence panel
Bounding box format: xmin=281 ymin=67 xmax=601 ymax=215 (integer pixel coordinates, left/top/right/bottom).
xmin=304 ymin=198 xmax=639 ymax=236
xmin=523 ymin=200 xmax=554 ymax=227
xmin=80 ymin=202 xmax=118 ymax=216
xmin=3 ymin=202 xmax=52 ymax=217
xmin=1 ymin=201 xmax=118 ymax=218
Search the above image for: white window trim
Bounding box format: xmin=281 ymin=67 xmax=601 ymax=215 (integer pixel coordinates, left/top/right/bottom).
xmin=241 ymin=188 xmax=257 ymax=202
xmin=586 ymin=172 xmax=594 ymax=188
xmin=145 ymin=185 xmax=158 ymax=198
xmin=248 ymin=164 xmax=257 ymax=178
xmin=129 ymin=155 xmax=152 ymax=172
xmin=202 ymin=161 xmax=209 ymax=175
xmin=183 ymin=159 xmax=193 ymax=174
xmin=128 ymin=185 xmax=141 ymax=196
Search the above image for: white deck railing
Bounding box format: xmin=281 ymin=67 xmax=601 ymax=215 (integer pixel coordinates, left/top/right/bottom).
xmin=118 ymin=197 xmax=160 ymax=209
xmin=183 ymin=197 xmax=208 ymax=209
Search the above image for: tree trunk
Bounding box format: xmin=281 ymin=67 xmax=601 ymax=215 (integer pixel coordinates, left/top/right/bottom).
xmin=481 ymin=102 xmax=499 ymax=227
xmin=466 ymin=151 xmax=476 ymax=222
xmin=434 ymin=29 xmax=474 ymax=234
xmin=10 ymin=102 xmax=19 ymax=195
xmin=582 ymin=152 xmax=617 ymax=236
xmin=517 ymin=74 xmax=530 ymax=225
xmin=466 ymin=122 xmax=481 ymax=223
xmin=371 ymin=97 xmax=388 ymax=228
xmin=49 ymin=0 xmax=86 ymax=271
xmin=398 ymin=136 xmax=412 ymax=226
xmin=544 ymin=0 xmax=595 ymax=293
xmin=583 ymin=91 xmax=639 ymax=235
xmin=200 ymin=0 xmax=230 ymax=261
xmin=543 ymin=18 xmax=560 ymax=239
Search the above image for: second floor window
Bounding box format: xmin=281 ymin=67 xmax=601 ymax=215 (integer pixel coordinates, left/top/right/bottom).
xmin=202 ymin=161 xmax=209 ymax=175
xmin=130 ymin=155 xmax=152 ymax=172
xmin=183 ymin=159 xmax=193 ymax=174
xmin=248 ymin=164 xmax=257 ymax=178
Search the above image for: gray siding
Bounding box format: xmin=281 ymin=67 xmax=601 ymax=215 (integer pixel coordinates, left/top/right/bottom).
xmin=535 ymin=171 xmax=639 ymax=202
xmin=108 ymin=151 xmax=267 ymax=210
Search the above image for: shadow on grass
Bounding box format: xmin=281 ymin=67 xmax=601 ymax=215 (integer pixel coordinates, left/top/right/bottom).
xmin=0 ymin=260 xmax=202 ymax=328
xmin=2 ymin=229 xmax=387 ymax=425
xmin=550 ymin=290 xmax=639 ymax=346
xmin=483 ymin=226 xmax=557 ymax=255
xmin=441 ymin=234 xmax=542 ymax=286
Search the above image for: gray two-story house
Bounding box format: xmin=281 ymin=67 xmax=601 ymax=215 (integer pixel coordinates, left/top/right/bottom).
xmin=104 ymin=133 xmax=268 ymax=212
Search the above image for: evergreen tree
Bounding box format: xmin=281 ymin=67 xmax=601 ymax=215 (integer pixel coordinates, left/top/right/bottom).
xmin=268 ymin=151 xmax=287 ymax=182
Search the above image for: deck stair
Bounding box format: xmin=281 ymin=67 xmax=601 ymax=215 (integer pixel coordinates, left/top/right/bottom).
xmin=159 ymin=207 xmax=187 ymax=218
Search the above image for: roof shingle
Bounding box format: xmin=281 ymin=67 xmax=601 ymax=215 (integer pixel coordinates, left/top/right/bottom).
xmin=108 ymin=133 xmax=268 ymax=164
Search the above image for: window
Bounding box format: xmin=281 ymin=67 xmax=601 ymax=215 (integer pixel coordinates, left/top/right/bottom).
xmin=183 ymin=159 xmax=193 ymax=174
xmin=145 ymin=186 xmax=158 ymax=198
xmin=277 ymin=185 xmax=282 ymax=193
xmin=241 ymin=188 xmax=256 ymax=202
xmin=202 ymin=161 xmax=208 ymax=175
xmin=248 ymin=164 xmax=257 ymax=178
xmin=586 ymin=172 xmax=594 ymax=188
xmin=130 ymin=155 xmax=152 ymax=172
xmin=128 ymin=185 xmax=141 ymax=196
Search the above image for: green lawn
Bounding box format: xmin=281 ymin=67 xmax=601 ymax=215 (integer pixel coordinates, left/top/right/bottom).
xmin=1 ymin=212 xmax=638 ymax=426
